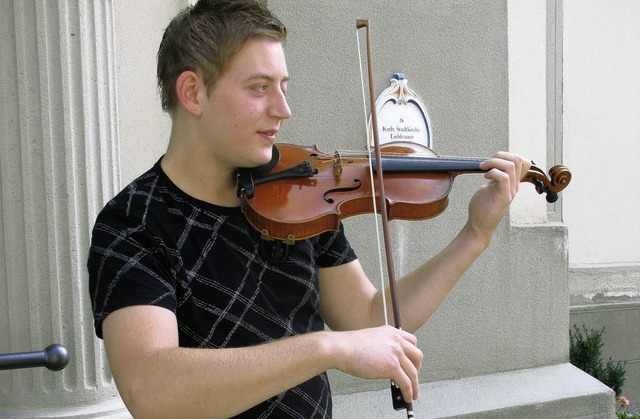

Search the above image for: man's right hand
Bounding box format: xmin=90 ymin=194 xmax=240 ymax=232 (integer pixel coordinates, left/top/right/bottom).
xmin=330 ymin=325 xmax=423 ymax=403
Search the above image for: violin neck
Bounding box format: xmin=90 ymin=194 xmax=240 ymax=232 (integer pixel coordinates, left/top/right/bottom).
xmin=374 ymin=156 xmax=485 ymax=174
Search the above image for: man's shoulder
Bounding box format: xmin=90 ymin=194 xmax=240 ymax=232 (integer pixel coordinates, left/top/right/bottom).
xmin=99 ymin=163 xmax=164 ymax=224
xmin=90 ymin=158 xmax=237 ymax=244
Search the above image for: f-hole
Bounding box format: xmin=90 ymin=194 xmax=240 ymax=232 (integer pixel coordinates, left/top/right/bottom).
xmin=323 ymin=179 xmax=362 ymax=203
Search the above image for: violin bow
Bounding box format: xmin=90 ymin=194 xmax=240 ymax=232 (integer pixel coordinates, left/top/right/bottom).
xmin=356 ymin=19 xmax=415 ymax=419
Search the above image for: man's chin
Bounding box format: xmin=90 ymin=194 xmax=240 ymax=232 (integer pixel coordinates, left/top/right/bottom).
xmin=241 ymin=150 xmax=275 ymax=170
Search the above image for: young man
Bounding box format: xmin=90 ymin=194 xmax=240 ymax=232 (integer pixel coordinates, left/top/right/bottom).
xmin=88 ymin=0 xmax=531 ymax=417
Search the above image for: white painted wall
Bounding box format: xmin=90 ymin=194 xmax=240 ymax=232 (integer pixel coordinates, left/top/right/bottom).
xmin=113 ymin=0 xmax=182 ymax=185
xmin=563 ymin=0 xmax=640 ymax=266
xmin=509 ymin=0 xmax=640 ymax=267
xmin=508 ymin=0 xmax=549 ymax=224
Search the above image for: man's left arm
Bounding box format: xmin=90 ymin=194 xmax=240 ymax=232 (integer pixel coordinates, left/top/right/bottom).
xmin=319 ymin=152 xmax=531 ymax=333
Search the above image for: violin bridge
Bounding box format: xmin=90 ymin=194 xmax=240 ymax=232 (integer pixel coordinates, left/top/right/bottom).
xmin=333 ymin=151 xmax=343 ymax=179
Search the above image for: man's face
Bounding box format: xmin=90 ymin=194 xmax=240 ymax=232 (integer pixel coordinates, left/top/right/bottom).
xmin=199 ymin=37 xmax=291 ymax=170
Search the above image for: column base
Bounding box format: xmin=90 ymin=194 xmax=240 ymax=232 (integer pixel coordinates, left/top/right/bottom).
xmin=0 ymin=397 xmax=130 ymax=419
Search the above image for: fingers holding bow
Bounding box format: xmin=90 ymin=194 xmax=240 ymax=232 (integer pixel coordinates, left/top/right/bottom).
xmin=334 ymin=325 xmax=423 ymax=403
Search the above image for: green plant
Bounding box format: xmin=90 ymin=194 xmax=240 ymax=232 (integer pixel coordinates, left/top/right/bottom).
xmin=569 ymin=324 xmax=626 ymax=396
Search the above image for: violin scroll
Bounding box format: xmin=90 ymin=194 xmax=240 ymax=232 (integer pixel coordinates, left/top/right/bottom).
xmin=523 ymin=163 xmax=572 ymax=203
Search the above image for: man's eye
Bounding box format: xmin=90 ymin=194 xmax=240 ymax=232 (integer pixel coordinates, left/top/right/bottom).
xmin=252 ymin=84 xmax=268 ymax=93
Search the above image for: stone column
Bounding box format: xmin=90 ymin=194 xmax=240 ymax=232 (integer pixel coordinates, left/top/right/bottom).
xmin=1 ymin=1 xmax=127 ymax=417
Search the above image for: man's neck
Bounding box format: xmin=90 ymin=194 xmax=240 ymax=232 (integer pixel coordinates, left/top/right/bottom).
xmin=161 ymin=132 xmax=240 ymax=208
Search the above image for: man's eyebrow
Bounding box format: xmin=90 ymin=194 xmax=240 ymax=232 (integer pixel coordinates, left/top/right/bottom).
xmin=247 ymin=73 xmax=290 ymax=82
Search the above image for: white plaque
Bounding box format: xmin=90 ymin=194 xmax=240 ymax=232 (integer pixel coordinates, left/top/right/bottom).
xmin=368 ymin=73 xmax=432 ymax=149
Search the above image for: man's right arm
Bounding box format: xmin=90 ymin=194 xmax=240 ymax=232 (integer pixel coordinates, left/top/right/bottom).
xmin=102 ymin=305 xmax=421 ymax=418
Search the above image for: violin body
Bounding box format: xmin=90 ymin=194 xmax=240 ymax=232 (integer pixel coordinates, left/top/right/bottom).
xmin=238 ymin=142 xmax=571 ymax=244
xmin=241 ymin=142 xmax=459 ymax=243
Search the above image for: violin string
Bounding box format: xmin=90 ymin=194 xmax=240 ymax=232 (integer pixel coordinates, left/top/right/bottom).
xmin=356 ymin=27 xmax=389 ymax=327
xmin=313 ymin=151 xmax=486 ymax=163
xmin=312 ymin=148 xmax=486 ymax=160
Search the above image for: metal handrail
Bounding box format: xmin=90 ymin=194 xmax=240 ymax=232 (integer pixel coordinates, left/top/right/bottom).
xmin=0 ymin=344 xmax=69 ymax=371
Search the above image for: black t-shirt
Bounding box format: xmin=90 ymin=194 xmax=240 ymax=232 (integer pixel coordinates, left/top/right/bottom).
xmin=88 ymin=159 xmax=358 ymax=418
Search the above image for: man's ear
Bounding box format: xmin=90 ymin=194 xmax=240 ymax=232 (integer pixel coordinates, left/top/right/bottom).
xmin=175 ymin=70 xmax=203 ymax=116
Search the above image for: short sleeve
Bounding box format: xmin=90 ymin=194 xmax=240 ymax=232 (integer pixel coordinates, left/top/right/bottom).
xmin=315 ymin=222 xmax=358 ymax=268
xmin=87 ymin=210 xmax=177 ymax=339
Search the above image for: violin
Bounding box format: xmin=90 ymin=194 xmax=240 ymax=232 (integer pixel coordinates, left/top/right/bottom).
xmin=236 ymin=141 xmax=571 ymax=245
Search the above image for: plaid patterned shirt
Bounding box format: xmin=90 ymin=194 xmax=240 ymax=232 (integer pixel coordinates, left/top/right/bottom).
xmin=88 ymin=159 xmax=357 ymax=418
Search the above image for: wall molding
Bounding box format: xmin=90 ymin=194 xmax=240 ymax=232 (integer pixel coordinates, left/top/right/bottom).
xmin=570 ymin=263 xmax=640 ymax=306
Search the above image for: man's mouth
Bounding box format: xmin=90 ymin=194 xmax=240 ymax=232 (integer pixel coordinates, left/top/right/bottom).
xmin=258 ymin=129 xmax=278 ymax=141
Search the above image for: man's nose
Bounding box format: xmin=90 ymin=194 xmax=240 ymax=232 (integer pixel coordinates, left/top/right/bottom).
xmin=270 ymin=89 xmax=292 ymax=120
